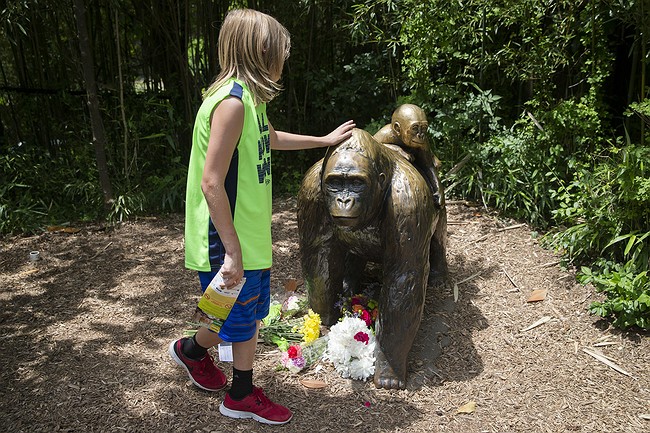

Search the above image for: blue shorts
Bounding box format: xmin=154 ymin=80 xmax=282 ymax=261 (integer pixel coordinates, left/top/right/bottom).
xmin=198 ymin=269 xmax=270 ymax=343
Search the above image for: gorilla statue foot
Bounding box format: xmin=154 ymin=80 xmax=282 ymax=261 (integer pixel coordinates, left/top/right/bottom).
xmin=374 ymin=347 xmax=406 ymax=390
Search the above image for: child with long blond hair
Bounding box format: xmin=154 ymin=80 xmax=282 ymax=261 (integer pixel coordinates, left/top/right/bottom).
xmin=168 ymin=8 xmax=354 ymax=425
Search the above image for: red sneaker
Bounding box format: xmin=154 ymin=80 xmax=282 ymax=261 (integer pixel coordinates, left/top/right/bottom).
xmin=168 ymin=338 xmax=227 ymax=391
xmin=220 ymin=387 xmax=293 ymax=425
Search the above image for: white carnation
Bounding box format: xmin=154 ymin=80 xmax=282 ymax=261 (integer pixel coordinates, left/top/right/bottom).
xmin=326 ymin=316 xmax=376 ymax=381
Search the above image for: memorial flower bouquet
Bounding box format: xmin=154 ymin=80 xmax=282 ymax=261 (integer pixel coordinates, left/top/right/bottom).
xmin=259 ymin=295 xmax=308 ymax=348
xmin=275 ymin=309 xmax=325 ymax=373
xmin=324 ymin=292 xmax=379 ymax=380
xmin=260 ymin=295 xmax=326 ymax=373
xmin=346 ymin=293 xmax=379 ymax=331
xmin=326 ymin=315 xmax=376 ymax=380
xmin=281 ymin=344 xmax=306 ymax=373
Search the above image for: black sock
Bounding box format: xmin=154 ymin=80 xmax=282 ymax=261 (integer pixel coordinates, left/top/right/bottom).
xmin=229 ymin=368 xmax=253 ymax=400
xmin=182 ymin=335 xmax=208 ymax=360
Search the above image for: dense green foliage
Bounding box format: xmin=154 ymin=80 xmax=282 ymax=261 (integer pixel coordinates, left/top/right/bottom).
xmin=1 ymin=0 xmax=648 ymax=329
xmin=349 ymin=0 xmax=649 ymax=330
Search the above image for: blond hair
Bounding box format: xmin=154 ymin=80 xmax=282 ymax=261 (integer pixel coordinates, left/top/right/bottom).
xmin=204 ymin=9 xmax=290 ymax=104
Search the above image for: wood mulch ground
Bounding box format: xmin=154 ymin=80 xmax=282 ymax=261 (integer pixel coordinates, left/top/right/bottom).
xmin=1 ymin=197 xmax=648 ymax=432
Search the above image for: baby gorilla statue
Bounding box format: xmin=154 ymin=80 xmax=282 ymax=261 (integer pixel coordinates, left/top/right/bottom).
xmin=297 ymin=128 xmax=447 ymax=389
xmin=373 ymin=103 xmax=444 ymax=208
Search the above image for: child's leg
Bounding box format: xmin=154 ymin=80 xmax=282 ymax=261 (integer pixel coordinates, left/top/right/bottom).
xmin=232 ymin=320 xmax=260 ymax=371
xmin=229 ymin=321 xmax=259 ymax=400
xmin=219 ymin=271 xmax=267 ymax=399
xmin=219 ymin=270 xmax=292 ymax=425
xmin=195 ymin=325 xmax=223 ymax=348
xmin=168 ymin=270 xmax=228 ymax=391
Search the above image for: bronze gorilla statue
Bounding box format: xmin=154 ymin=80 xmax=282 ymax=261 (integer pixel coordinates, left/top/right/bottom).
xmin=297 ymin=128 xmax=447 ymax=389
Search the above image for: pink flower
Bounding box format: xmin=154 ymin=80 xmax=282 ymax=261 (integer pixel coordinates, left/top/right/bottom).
xmin=360 ymin=309 xmax=372 ymax=327
xmin=287 ymin=345 xmax=302 ymax=359
xmin=354 ymin=331 xmax=369 ymax=345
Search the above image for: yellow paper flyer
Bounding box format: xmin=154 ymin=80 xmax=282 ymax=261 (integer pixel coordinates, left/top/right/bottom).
xmin=197 ymin=272 xmax=245 ymax=331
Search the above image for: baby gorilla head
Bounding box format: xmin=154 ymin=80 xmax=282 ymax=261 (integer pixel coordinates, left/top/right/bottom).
xmin=391 ymin=103 xmax=428 ymax=150
xmin=321 ymin=130 xmax=390 ymax=229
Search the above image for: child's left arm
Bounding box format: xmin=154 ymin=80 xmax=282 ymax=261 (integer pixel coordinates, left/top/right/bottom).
xmin=270 ymin=120 xmax=355 ymax=150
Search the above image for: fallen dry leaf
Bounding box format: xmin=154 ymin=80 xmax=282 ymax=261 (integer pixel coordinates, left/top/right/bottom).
xmin=284 ymin=279 xmax=301 ymax=292
xmin=527 ymin=289 xmax=548 ymax=302
xmin=299 ymin=379 xmax=327 ymax=389
xmin=456 ymin=401 xmax=476 ymax=414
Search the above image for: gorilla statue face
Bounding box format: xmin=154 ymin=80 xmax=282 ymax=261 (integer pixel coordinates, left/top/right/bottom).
xmin=322 ymin=149 xmax=386 ymax=229
xmin=392 ymin=104 xmax=428 ymax=150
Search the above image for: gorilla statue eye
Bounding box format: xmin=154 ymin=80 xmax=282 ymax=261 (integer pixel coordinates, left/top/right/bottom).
xmin=325 ymin=177 xmax=344 ymax=191
xmin=348 ymin=177 xmax=367 ymax=191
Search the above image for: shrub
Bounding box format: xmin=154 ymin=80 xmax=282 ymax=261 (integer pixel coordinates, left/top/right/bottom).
xmin=580 ymin=260 xmax=650 ymax=330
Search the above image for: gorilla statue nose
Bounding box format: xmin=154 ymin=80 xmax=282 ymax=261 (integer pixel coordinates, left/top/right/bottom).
xmin=337 ymin=196 xmax=354 ymax=209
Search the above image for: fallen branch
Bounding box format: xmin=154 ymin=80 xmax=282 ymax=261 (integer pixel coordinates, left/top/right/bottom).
xmin=456 ymin=272 xmax=483 ymax=286
xmin=593 ymin=342 xmax=617 ymax=347
xmin=446 ymin=154 xmax=471 ymax=176
xmin=537 ymin=260 xmax=562 ymax=268
xmin=582 ymin=348 xmax=636 ymax=379
xmin=452 ymin=271 xmax=483 ymax=302
xmin=446 ymin=199 xmax=481 ymax=207
xmin=90 ymin=241 xmax=113 ymax=260
xmin=497 ymin=223 xmax=526 ymax=232
xmin=463 ymin=234 xmax=489 ymax=248
xmin=502 ymin=267 xmax=518 ymax=289
xmin=17 ymin=269 xmax=39 ymax=277
xmin=520 ymin=316 xmax=553 ymax=332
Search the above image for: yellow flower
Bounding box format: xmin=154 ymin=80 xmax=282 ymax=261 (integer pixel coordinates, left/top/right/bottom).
xmin=298 ymin=309 xmax=321 ymax=344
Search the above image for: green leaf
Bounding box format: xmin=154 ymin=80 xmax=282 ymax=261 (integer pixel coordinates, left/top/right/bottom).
xmin=624 ymin=235 xmax=637 ymax=256
xmin=637 ymin=293 xmax=650 ymax=307
xmin=604 ymin=234 xmax=632 ymax=251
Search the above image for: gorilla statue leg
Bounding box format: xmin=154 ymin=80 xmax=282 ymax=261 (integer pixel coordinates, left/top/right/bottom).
xmin=374 ymin=266 xmax=428 ymax=389
xmin=429 ymin=207 xmax=448 ymax=283
xmin=302 ymin=238 xmax=346 ymax=326
xmin=342 ymin=252 xmax=367 ymax=295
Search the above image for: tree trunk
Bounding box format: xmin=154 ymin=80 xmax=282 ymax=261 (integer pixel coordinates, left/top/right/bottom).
xmin=73 ymin=0 xmax=114 ymax=208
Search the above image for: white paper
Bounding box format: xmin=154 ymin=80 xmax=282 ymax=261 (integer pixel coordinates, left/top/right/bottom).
xmin=208 ymin=271 xmax=246 ymax=299
xmin=218 ymin=342 xmax=233 ymax=362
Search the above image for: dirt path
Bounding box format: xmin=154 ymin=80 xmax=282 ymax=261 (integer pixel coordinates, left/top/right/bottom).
xmin=1 ymin=198 xmax=648 ymax=432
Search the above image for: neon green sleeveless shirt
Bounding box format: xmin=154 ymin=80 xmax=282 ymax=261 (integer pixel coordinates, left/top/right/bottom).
xmin=185 ymin=79 xmax=272 ymax=271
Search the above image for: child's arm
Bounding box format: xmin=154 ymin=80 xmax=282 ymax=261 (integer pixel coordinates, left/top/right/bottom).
xmin=201 ymin=97 xmax=245 ymax=288
xmin=269 ymin=120 xmax=355 ymax=150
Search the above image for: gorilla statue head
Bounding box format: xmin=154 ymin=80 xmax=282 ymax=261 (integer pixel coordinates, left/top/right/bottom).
xmin=321 ymin=129 xmax=392 ymax=230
